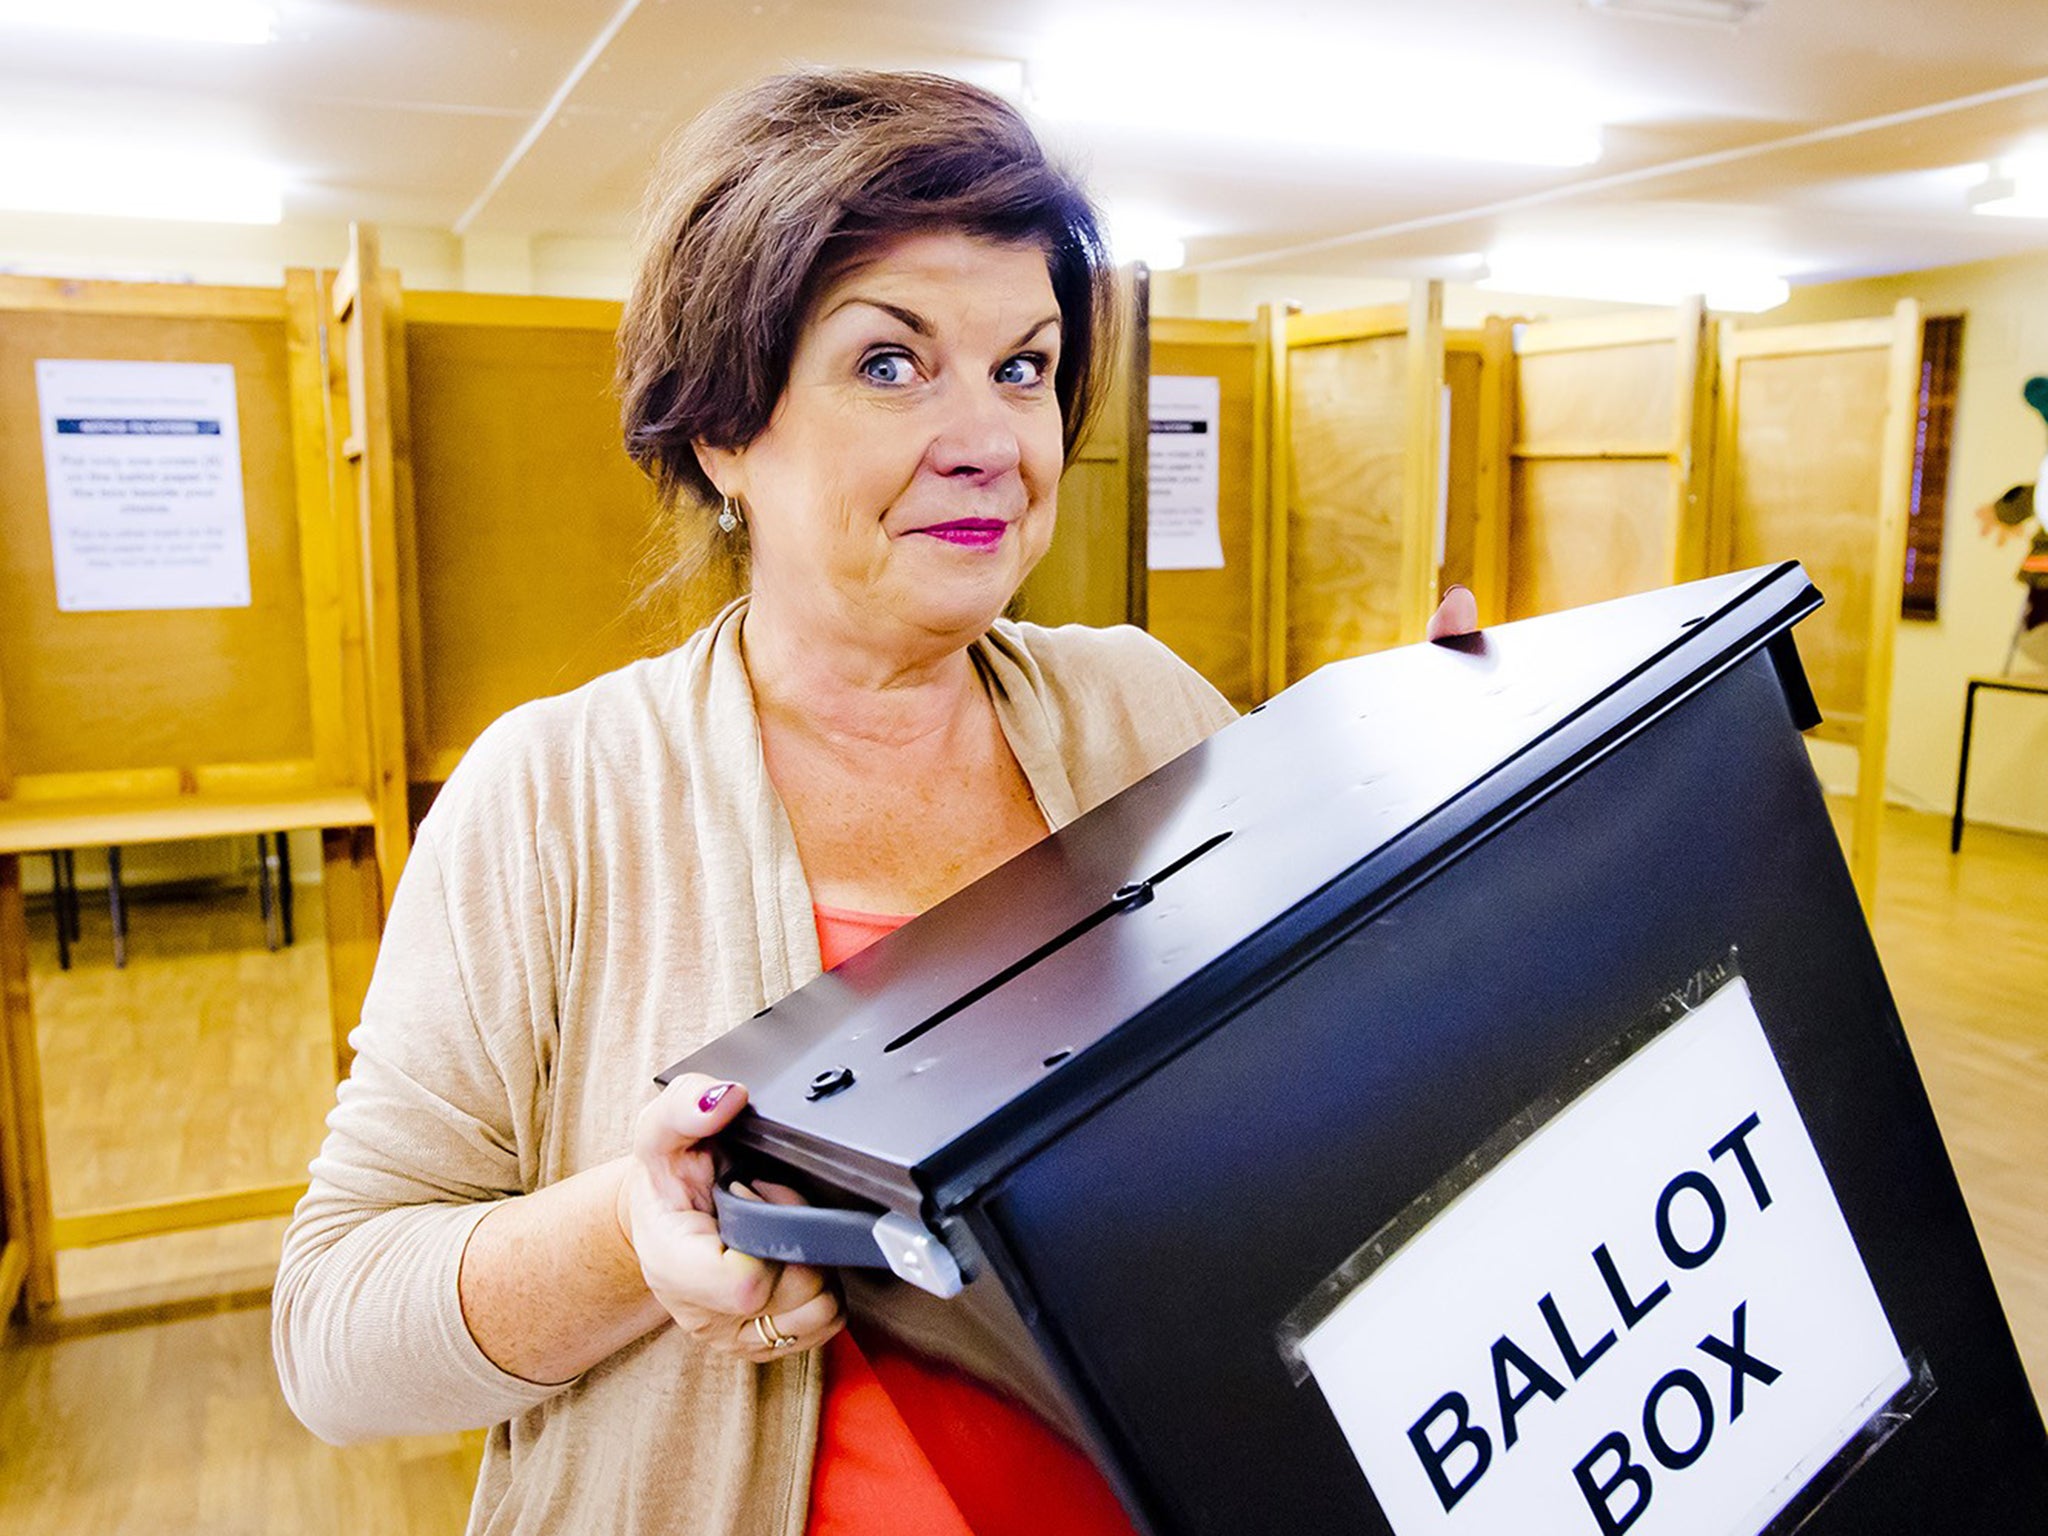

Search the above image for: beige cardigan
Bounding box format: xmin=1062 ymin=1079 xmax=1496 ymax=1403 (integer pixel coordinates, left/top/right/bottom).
xmin=273 ymin=602 xmax=1237 ymax=1536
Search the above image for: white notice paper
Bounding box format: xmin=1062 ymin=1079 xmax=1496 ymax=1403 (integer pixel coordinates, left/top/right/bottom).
xmin=36 ymin=359 xmax=253 ymax=612
xmin=1300 ymin=978 xmax=1909 ymax=1536
xmin=1147 ymin=374 xmax=1224 ymax=570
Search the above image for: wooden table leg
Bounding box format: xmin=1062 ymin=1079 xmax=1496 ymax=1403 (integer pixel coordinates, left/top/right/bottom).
xmin=320 ymin=827 xmax=384 ymax=1080
xmin=257 ymin=833 xmax=280 ymax=952
xmin=0 ymin=854 xmax=58 ymax=1317
xmin=49 ymin=852 xmax=70 ymax=973
xmin=107 ymin=846 xmax=128 ymax=969
xmin=277 ymin=832 xmax=295 ymax=948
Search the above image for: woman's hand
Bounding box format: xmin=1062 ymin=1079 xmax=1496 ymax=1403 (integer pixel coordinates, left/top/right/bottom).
xmin=1427 ymin=584 xmax=1481 ymax=642
xmin=617 ymin=1074 xmax=845 ymax=1363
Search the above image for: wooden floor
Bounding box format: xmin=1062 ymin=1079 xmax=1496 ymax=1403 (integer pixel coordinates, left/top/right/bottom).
xmin=27 ymin=881 xmax=337 ymax=1302
xmin=2 ymin=878 xmax=488 ymax=1533
xmin=1 ymin=805 xmax=2044 ymax=1532
xmin=1854 ymin=807 xmax=2048 ymax=1404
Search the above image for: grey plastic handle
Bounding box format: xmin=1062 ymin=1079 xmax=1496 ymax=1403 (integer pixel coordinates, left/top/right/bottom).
xmin=713 ymin=1183 xmax=965 ymax=1299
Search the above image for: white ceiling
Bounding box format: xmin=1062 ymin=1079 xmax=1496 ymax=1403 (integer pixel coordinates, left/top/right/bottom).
xmin=4 ymin=0 xmax=2048 ymax=291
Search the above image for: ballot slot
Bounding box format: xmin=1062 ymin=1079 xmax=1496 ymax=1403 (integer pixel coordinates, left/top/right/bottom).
xmin=882 ymin=831 xmax=1234 ymax=1056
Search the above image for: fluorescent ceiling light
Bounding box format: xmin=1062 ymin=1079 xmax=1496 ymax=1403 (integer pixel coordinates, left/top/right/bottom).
xmin=1104 ymin=209 xmax=1188 ymax=272
xmin=1029 ymin=32 xmax=1603 ymax=169
xmin=0 ymin=0 xmax=276 ymax=45
xmin=1479 ymin=245 xmax=1789 ymax=313
xmin=0 ymin=140 xmax=283 ymax=223
xmin=1969 ymin=162 xmax=2048 ymax=219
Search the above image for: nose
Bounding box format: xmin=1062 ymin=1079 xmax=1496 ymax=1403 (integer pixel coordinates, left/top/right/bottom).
xmin=927 ymin=374 xmax=1023 ymax=483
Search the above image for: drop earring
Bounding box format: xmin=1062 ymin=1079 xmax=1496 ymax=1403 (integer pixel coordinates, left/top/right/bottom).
xmin=717 ymin=495 xmax=742 ymax=535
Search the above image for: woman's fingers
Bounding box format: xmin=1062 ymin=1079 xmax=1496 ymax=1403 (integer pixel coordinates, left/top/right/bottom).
xmin=632 ymin=1186 xmax=841 ymax=1357
xmin=763 ymin=1258 xmax=830 ymax=1313
xmin=1427 ymin=584 xmax=1480 ymax=641
xmin=626 ymin=1180 xmax=780 ymax=1319
xmin=633 ymin=1075 xmax=748 ymax=1157
xmin=623 ymin=1079 xmax=845 ymax=1359
xmin=737 ymin=1276 xmax=845 ymax=1361
xmin=632 ymin=1076 xmax=747 ymax=1210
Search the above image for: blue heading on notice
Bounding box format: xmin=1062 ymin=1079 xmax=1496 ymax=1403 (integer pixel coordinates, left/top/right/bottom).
xmin=56 ymin=418 xmax=222 ymax=436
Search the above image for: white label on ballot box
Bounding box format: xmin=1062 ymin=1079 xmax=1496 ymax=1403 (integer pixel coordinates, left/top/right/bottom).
xmin=1300 ymin=978 xmax=1908 ymax=1536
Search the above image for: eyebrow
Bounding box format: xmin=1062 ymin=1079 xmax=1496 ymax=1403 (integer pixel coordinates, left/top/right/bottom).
xmin=1008 ymin=314 xmax=1063 ymax=351
xmin=825 ymin=298 xmax=1062 ymax=352
xmin=827 ymin=297 xmax=931 ymax=335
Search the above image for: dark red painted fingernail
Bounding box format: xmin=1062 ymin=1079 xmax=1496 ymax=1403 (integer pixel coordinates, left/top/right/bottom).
xmin=698 ymin=1082 xmax=736 ymax=1114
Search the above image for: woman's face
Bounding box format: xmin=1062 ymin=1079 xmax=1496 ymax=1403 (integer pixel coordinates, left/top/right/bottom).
xmin=703 ymin=229 xmax=1067 ymax=660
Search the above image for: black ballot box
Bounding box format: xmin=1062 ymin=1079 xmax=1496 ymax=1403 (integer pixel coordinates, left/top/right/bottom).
xmin=663 ymin=562 xmax=2048 ymax=1535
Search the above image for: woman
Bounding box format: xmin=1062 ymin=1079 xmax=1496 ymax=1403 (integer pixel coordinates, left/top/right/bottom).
xmin=274 ymin=69 xmax=1473 ymax=1536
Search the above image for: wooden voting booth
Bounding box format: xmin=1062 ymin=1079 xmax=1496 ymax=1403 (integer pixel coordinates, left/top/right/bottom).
xmin=1148 ymin=309 xmax=1277 ymax=710
xmin=1017 ymin=264 xmax=1149 ymax=634
xmin=1500 ymin=299 xmax=1920 ymax=909
xmin=0 ymin=272 xmax=392 ymax=1323
xmin=1148 ymin=284 xmax=1468 ymax=710
xmin=0 ymin=234 xmax=1915 ymax=1324
xmin=1147 ymin=289 xmax=1919 ymax=910
xmin=332 ymin=228 xmax=668 ymax=821
xmin=1277 ymin=291 xmax=1446 ymax=690
xmin=1502 ymin=303 xmax=1715 ymax=619
xmin=1712 ymin=304 xmax=1923 ymax=909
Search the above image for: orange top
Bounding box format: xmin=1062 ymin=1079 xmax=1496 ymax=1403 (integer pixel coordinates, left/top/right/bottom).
xmin=806 ymin=905 xmax=1137 ymax=1536
xmin=813 ymin=903 xmax=915 ymax=972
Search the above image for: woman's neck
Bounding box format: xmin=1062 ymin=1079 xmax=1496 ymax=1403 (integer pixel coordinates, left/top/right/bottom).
xmin=739 ymin=592 xmax=987 ymax=756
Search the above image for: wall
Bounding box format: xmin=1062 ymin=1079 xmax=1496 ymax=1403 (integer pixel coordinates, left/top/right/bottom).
xmin=1768 ymin=251 xmax=2048 ymax=835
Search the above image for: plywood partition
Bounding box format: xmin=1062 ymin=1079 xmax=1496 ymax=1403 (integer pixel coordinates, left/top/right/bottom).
xmin=327 ymin=228 xmax=413 ymax=910
xmin=1147 ymin=310 xmax=1272 ymax=708
xmin=1712 ymin=301 xmax=1922 ymax=911
xmin=1263 ymin=304 xmax=1293 ymax=702
xmin=1507 ymin=303 xmax=1712 ymax=620
xmin=1275 ymin=285 xmax=1444 ymax=688
xmin=1018 ymin=265 xmax=1149 ymax=633
xmin=393 ymin=291 xmax=666 ymax=787
xmin=0 ymin=277 xmax=366 ymax=825
xmin=0 ymin=855 xmax=48 ymax=1316
xmin=1399 ymin=284 xmax=1448 ymax=646
xmin=1447 ymin=319 xmax=1516 ymax=625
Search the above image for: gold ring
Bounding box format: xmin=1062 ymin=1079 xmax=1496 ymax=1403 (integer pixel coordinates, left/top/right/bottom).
xmin=751 ymin=1312 xmax=798 ymax=1351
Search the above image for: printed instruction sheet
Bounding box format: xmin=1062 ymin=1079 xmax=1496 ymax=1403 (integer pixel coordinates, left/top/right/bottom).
xmin=36 ymin=358 xmax=253 ymax=612
xmin=1148 ymin=373 xmax=1225 ymax=570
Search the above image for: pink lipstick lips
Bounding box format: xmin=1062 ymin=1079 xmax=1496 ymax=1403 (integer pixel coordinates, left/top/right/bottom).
xmin=916 ymin=518 xmax=1008 ymax=549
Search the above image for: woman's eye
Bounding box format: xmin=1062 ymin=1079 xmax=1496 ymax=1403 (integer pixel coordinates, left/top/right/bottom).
xmin=860 ymin=351 xmax=916 ymax=386
xmin=996 ymin=354 xmax=1048 ymax=387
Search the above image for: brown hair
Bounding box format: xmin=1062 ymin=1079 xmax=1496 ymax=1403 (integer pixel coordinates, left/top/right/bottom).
xmin=616 ymin=69 xmax=1116 ymax=624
